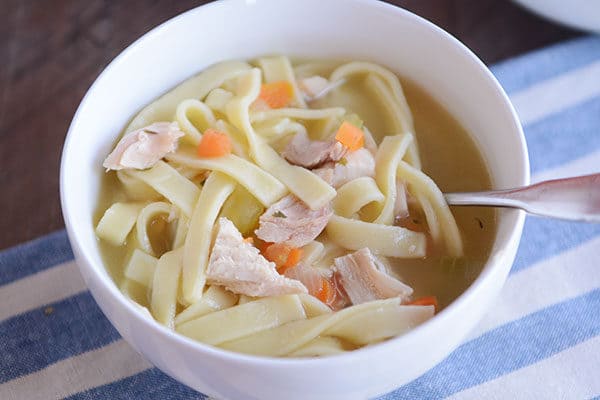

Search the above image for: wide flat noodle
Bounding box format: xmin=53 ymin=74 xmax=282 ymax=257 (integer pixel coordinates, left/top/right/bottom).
xmin=220 ymin=298 xmax=420 ymax=356
xmin=257 ymin=55 xmax=306 ymax=108
xmin=373 ymin=134 xmax=413 ymax=225
xmin=182 ymin=172 xmax=235 ymax=305
xmin=326 ymin=215 xmax=426 ymax=258
xmin=174 ymin=285 xmax=238 ymax=326
xmin=226 ymin=69 xmax=335 ymax=210
xmin=293 ymin=60 xmax=341 ymax=80
xmin=176 ymin=295 xmax=306 ymax=345
xmin=330 ymin=61 xmax=413 ymax=133
xmin=330 ymin=62 xmax=421 ymax=169
xmin=333 ymin=177 xmax=384 ymax=218
xmin=254 ymin=144 xmax=336 ymax=210
xmin=298 ymin=293 xmax=332 ymax=318
xmin=126 ymin=60 xmax=251 ymax=132
xmin=397 ymin=160 xmax=464 ymax=257
xmin=172 ymin=213 xmax=189 ymax=249
xmin=204 ymin=88 xmax=234 ymax=115
xmin=288 ymin=337 xmax=346 ymax=357
xmin=324 ymin=304 xmax=434 ymax=345
xmin=249 ymin=107 xmax=345 ymax=123
xmin=167 ymin=149 xmax=287 ymax=207
xmin=124 ymin=249 xmax=158 ymax=288
xmin=136 ymin=201 xmax=173 ymax=256
xmin=253 ymin=118 xmax=307 ymax=143
xmin=125 ymin=161 xmax=200 ymax=217
xmin=151 ymin=247 xmax=183 ymax=329
xmin=301 ymin=240 xmax=325 ymax=267
xmin=116 ymin=170 xmax=160 ymax=201
xmin=174 ymin=99 xmax=216 ymax=145
xmin=416 ymin=192 xmax=441 ymax=246
xmin=96 ymin=202 xmax=144 ymax=246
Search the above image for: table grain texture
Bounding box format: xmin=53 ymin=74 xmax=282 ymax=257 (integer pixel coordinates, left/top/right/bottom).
xmin=0 ymin=0 xmax=581 ymax=250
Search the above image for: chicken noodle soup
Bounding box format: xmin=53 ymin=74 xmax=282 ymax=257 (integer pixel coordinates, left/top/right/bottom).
xmin=95 ymin=57 xmax=495 ymax=357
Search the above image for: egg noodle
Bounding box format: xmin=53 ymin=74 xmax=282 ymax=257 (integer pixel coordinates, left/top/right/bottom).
xmin=95 ymin=56 xmax=464 ymax=357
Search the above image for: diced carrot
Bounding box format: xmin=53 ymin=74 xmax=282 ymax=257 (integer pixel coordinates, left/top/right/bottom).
xmin=276 ymin=264 xmax=291 ymax=275
xmin=197 ymin=129 xmax=232 ymax=158
xmin=284 ymin=247 xmax=303 ymax=268
xmin=256 ymin=240 xmax=272 ymax=254
xmin=316 ymin=278 xmax=335 ymax=304
xmin=264 ymin=243 xmax=292 ymax=267
xmin=258 ymin=81 xmax=294 ymax=109
xmin=263 ymin=243 xmax=303 ymax=274
xmin=335 ymin=121 xmax=364 ymax=151
xmin=408 ymin=296 xmax=438 ymax=311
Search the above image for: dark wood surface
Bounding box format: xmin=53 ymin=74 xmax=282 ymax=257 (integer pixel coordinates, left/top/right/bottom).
xmin=0 ymin=0 xmax=581 ymax=250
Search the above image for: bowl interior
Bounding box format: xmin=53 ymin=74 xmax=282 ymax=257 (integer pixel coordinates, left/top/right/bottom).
xmin=61 ymin=0 xmax=528 ymax=397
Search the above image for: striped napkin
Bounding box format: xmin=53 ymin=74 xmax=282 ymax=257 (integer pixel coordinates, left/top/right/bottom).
xmin=1 ymin=36 xmax=599 ymax=400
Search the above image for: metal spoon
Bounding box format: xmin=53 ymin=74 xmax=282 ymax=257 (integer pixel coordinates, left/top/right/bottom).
xmin=444 ymin=173 xmax=600 ymax=222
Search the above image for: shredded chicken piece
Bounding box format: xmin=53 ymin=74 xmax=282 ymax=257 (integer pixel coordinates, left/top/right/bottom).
xmin=284 ymin=263 xmax=325 ymax=297
xmin=255 ymin=195 xmax=333 ymax=247
xmin=282 ymin=131 xmax=347 ymax=168
xmin=103 ymin=122 xmax=184 ymax=171
xmin=313 ymin=148 xmax=375 ymax=188
xmin=333 ymin=248 xmax=413 ymax=305
xmin=313 ymin=167 xmax=334 ymax=185
xmin=206 ymin=218 xmax=307 ymax=297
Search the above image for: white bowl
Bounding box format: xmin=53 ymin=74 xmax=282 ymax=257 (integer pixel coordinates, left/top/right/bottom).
xmin=514 ymin=0 xmax=600 ymax=33
xmin=60 ymin=0 xmax=529 ymax=398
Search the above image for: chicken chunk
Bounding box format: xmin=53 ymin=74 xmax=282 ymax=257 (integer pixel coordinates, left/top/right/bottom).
xmin=255 ymin=195 xmax=333 ymax=247
xmin=103 ymin=122 xmax=184 ymax=171
xmin=333 ymin=248 xmax=413 ymax=305
xmin=284 ymin=263 xmax=325 ymax=298
xmin=285 ymin=263 xmax=350 ymax=311
xmin=206 ymin=218 xmax=307 ymax=297
xmin=282 ymin=131 xmax=347 ymax=168
xmin=313 ymin=148 xmax=375 ymax=188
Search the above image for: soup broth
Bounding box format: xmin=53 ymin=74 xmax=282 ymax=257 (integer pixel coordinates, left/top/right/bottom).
xmin=95 ymin=57 xmax=496 ymax=356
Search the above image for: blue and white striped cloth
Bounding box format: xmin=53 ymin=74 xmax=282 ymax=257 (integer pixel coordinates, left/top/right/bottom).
xmin=1 ymin=36 xmax=599 ymax=400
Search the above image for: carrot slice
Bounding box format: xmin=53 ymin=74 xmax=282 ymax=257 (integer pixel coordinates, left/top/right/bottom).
xmin=258 ymin=81 xmax=294 ymax=109
xmin=408 ymin=296 xmax=438 ymax=311
xmin=197 ymin=129 xmax=232 ymax=158
xmin=316 ymin=278 xmax=335 ymax=304
xmin=335 ymin=121 xmax=364 ymax=151
xmin=283 ymin=247 xmax=303 ymax=268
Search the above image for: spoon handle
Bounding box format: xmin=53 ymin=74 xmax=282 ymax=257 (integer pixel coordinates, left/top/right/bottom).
xmin=444 ymin=173 xmax=600 ymax=222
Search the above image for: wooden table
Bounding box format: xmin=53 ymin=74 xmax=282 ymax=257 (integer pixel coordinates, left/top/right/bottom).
xmin=0 ymin=0 xmax=581 ymax=250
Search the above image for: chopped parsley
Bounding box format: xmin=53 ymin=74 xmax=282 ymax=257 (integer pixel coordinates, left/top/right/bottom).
xmin=338 ymin=157 xmax=348 ymax=166
xmin=273 ymin=211 xmax=287 ymax=218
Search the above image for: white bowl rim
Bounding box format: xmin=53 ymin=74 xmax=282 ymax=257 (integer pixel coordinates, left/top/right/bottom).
xmin=60 ymin=0 xmax=529 ymax=368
